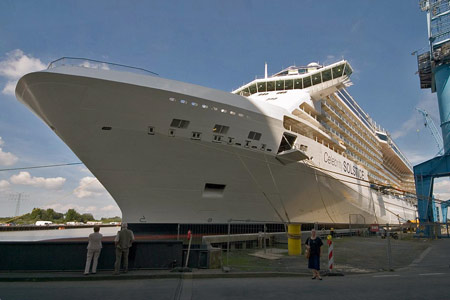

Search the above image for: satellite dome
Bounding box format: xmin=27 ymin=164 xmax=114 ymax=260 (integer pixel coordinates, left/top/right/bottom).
xmin=307 ymin=62 xmax=321 ymax=68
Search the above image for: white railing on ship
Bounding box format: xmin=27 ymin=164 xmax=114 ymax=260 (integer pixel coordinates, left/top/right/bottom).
xmin=47 ymin=57 xmax=159 ymax=76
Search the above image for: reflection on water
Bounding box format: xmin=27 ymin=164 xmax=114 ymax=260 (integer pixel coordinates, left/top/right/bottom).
xmin=0 ymin=227 xmax=120 ymax=241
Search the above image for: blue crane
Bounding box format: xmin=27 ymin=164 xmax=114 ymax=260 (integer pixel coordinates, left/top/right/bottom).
xmin=416 ymin=108 xmax=444 ymax=156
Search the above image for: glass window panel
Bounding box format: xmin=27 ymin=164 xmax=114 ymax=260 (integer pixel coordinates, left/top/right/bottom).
xmin=322 ymin=69 xmax=332 ymax=82
xmin=267 ymin=81 xmax=275 ymax=91
xmin=284 ymin=79 xmax=293 ymax=90
xmin=249 ymin=84 xmax=257 ymax=94
xmin=276 ymin=80 xmax=284 ymax=90
xmin=294 ymin=78 xmax=302 ymax=89
xmin=257 ymin=82 xmax=267 ymax=92
xmin=303 ymin=76 xmax=312 ymax=88
xmin=332 ymin=64 xmax=344 ymax=78
xmin=312 ymin=74 xmax=322 ymax=85
xmin=344 ymin=63 xmax=353 ymax=76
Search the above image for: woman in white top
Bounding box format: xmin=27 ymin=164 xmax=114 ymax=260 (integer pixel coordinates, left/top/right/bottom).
xmin=84 ymin=225 xmax=103 ymax=275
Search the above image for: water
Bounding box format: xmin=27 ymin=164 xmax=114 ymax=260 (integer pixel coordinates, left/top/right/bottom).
xmin=0 ymin=226 xmax=120 ymax=241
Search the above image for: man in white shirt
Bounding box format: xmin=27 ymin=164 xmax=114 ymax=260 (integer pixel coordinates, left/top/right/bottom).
xmin=113 ymin=223 xmax=135 ymax=275
xmin=84 ymin=225 xmax=103 ymax=275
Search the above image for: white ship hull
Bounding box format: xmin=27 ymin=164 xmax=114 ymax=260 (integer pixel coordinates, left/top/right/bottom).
xmin=16 ymin=65 xmax=417 ymax=226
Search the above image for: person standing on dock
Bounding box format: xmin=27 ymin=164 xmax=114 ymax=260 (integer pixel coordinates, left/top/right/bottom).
xmin=113 ymin=223 xmax=135 ymax=275
xmin=305 ymin=228 xmax=323 ymax=280
xmin=84 ymin=225 xmax=103 ymax=275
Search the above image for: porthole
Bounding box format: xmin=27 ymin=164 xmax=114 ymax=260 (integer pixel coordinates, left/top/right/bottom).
xmin=169 ymin=129 xmax=175 ymax=137
xmin=202 ymin=104 xmax=208 ymax=109
xmin=227 ymin=137 xmax=234 ymax=144
xmin=230 ymin=111 xmax=236 ymax=115
xmin=221 ymin=109 xmax=227 ymax=113
xmin=148 ymin=126 xmax=155 ymax=135
xmin=192 ymin=102 xmax=198 ymax=107
xmin=180 ymin=99 xmax=187 ymax=104
xmin=169 ymin=97 xmax=176 ymax=102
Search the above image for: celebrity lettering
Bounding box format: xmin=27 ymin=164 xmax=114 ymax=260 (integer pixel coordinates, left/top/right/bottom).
xmin=323 ymin=151 xmax=365 ymax=180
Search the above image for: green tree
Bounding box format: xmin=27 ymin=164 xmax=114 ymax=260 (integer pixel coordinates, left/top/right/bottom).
xmin=65 ymin=209 xmax=81 ymax=222
xmin=80 ymin=213 xmax=94 ymax=223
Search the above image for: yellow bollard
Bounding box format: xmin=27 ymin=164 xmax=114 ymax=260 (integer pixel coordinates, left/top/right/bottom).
xmin=288 ymin=224 xmax=301 ymax=256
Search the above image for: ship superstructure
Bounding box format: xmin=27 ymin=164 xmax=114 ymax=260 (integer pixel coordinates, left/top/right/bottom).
xmin=233 ymin=61 xmax=416 ymax=196
xmin=15 ymin=58 xmax=417 ymax=228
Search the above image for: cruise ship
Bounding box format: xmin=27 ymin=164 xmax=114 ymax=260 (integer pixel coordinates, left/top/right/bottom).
xmin=15 ymin=58 xmax=417 ymax=228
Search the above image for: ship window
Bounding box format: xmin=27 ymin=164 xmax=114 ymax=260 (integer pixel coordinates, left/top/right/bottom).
xmin=227 ymin=137 xmax=234 ymax=144
xmin=322 ymin=69 xmax=332 ymax=82
xmin=284 ymin=79 xmax=293 ymax=90
xmin=213 ymin=135 xmax=223 ymax=143
xmin=101 ymin=126 xmax=112 ymax=130
xmin=303 ymin=76 xmax=312 ymax=88
xmin=294 ymin=78 xmax=302 ymax=89
xmin=148 ymin=126 xmax=155 ymax=135
xmin=221 ymin=109 xmax=227 ymax=113
xmin=213 ymin=124 xmax=229 ymax=134
xmin=245 ymin=140 xmax=251 ymax=147
xmin=248 ymin=131 xmax=262 ymax=141
xmin=230 ymin=111 xmax=236 ymax=115
xmin=312 ymin=74 xmax=322 ymax=85
xmin=249 ymin=84 xmax=257 ymax=94
xmin=202 ymin=104 xmax=208 ymax=109
xmin=170 ymin=119 xmax=190 ymax=129
xmin=191 ymin=132 xmax=201 ymax=140
xmin=267 ymin=81 xmax=275 ymax=91
xmin=180 ymin=99 xmax=187 ymax=104
xmin=261 ymin=144 xmax=266 ymax=151
xmin=202 ymin=183 xmax=226 ymax=198
xmin=257 ymin=82 xmax=267 ymax=92
xmin=191 ymin=102 xmax=198 ymax=107
xmin=169 ymin=97 xmax=176 ymax=102
xmin=169 ymin=129 xmax=175 ymax=137
xmin=332 ymin=64 xmax=344 ymax=78
xmin=276 ymin=80 xmax=284 ymax=91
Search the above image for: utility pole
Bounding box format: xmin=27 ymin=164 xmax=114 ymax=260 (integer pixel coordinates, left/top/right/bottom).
xmin=9 ymin=192 xmax=27 ymax=217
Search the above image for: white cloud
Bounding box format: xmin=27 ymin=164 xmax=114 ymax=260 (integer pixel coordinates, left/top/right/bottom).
xmin=0 ymin=180 xmax=10 ymax=191
xmin=101 ymin=205 xmax=120 ymax=212
xmin=73 ymin=176 xmax=107 ymax=198
xmin=10 ymin=171 xmax=66 ymax=189
xmin=0 ymin=137 xmax=18 ymax=166
xmin=0 ymin=49 xmax=46 ymax=95
xmin=434 ymin=179 xmax=450 ymax=200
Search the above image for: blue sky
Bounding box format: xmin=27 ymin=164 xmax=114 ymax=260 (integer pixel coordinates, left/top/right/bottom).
xmin=0 ymin=0 xmax=448 ymax=218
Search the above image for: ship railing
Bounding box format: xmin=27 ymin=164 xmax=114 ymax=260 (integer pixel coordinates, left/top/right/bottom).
xmin=47 ymin=57 xmax=159 ymax=76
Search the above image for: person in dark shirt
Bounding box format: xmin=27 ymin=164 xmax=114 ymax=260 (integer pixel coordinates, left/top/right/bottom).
xmin=305 ymin=228 xmax=323 ymax=280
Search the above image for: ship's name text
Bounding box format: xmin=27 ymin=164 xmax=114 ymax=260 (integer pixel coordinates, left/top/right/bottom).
xmin=323 ymin=151 xmax=365 ymax=180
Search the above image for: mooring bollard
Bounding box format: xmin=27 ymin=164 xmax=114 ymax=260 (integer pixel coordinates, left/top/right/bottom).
xmin=327 ymin=235 xmax=334 ymax=272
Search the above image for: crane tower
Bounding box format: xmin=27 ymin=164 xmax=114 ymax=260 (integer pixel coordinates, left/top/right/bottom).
xmin=414 ymin=0 xmax=450 ymax=229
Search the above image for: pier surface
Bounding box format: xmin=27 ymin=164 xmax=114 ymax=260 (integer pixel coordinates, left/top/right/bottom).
xmin=0 ymin=238 xmax=449 ymax=299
